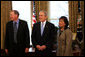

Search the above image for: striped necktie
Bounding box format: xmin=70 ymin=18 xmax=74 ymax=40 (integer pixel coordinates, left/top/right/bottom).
xmin=41 ymin=22 xmax=44 ymax=36
xmin=14 ymin=22 xmax=17 ymax=43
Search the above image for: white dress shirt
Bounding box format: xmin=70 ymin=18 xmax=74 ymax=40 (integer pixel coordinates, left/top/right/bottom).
xmin=41 ymin=20 xmax=46 ymax=30
xmin=41 ymin=20 xmax=46 ymax=36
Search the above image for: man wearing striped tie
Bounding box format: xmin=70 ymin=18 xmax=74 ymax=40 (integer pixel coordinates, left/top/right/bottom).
xmin=32 ymin=10 xmax=56 ymax=56
xmin=5 ymin=10 xmax=30 ymax=56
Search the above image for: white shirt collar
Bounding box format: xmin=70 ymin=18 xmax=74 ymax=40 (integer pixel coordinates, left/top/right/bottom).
xmin=41 ymin=20 xmax=46 ymax=28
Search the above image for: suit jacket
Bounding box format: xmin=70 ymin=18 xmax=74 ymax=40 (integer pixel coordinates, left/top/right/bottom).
xmin=5 ymin=19 xmax=30 ymax=53
xmin=57 ymin=28 xmax=73 ymax=56
xmin=32 ymin=21 xmax=55 ymax=51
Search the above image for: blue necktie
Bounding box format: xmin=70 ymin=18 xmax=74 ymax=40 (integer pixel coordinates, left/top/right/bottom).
xmin=14 ymin=22 xmax=17 ymax=43
xmin=41 ymin=22 xmax=44 ymax=36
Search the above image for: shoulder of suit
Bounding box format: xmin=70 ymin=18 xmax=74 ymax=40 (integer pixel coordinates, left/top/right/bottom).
xmin=64 ymin=28 xmax=72 ymax=33
xmin=46 ymin=21 xmax=55 ymax=26
xmin=34 ymin=22 xmax=40 ymax=25
xmin=19 ymin=19 xmax=27 ymax=23
xmin=33 ymin=21 xmax=55 ymax=27
xmin=6 ymin=21 xmax=13 ymax=25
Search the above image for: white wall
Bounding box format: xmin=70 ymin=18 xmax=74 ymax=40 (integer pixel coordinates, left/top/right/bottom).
xmin=12 ymin=1 xmax=32 ymax=45
xmin=49 ymin=1 xmax=69 ymax=27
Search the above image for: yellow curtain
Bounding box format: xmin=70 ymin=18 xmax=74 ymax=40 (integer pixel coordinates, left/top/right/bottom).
xmin=69 ymin=1 xmax=78 ymax=33
xmin=1 ymin=1 xmax=12 ymax=49
xmin=80 ymin=1 xmax=84 ymax=50
xmin=80 ymin=1 xmax=84 ymax=38
xmin=32 ymin=1 xmax=48 ymax=22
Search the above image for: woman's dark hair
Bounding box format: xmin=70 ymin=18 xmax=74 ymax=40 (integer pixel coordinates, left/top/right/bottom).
xmin=59 ymin=16 xmax=69 ymax=29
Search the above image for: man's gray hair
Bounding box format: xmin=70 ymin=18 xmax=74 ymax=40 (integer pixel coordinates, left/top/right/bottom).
xmin=11 ymin=10 xmax=19 ymax=17
xmin=39 ymin=10 xmax=48 ymax=16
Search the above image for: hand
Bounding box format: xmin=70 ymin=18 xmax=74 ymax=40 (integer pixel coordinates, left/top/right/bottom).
xmin=5 ymin=49 xmax=8 ymax=54
xmin=25 ymin=48 xmax=29 ymax=53
xmin=36 ymin=45 xmax=41 ymax=50
xmin=40 ymin=45 xmax=46 ymax=51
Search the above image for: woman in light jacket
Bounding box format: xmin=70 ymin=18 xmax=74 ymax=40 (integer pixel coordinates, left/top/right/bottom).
xmin=57 ymin=16 xmax=73 ymax=56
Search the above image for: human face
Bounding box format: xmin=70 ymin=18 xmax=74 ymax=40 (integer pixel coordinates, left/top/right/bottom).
xmin=39 ymin=12 xmax=47 ymax=22
xmin=10 ymin=11 xmax=18 ymax=21
xmin=59 ymin=19 xmax=66 ymax=28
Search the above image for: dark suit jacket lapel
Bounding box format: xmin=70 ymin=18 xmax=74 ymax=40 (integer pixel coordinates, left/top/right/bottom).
xmin=11 ymin=21 xmax=14 ymax=32
xmin=42 ymin=21 xmax=48 ymax=37
xmin=10 ymin=21 xmax=14 ymax=41
xmin=38 ymin=22 xmax=41 ymax=37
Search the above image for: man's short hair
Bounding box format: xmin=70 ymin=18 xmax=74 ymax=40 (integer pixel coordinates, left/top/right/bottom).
xmin=11 ymin=10 xmax=19 ymax=17
xmin=39 ymin=10 xmax=47 ymax=16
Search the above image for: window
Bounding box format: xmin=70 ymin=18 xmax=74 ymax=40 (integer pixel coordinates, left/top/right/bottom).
xmin=49 ymin=1 xmax=69 ymax=27
xmin=12 ymin=1 xmax=32 ymax=45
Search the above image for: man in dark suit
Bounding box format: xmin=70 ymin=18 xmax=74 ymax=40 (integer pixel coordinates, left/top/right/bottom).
xmin=32 ymin=10 xmax=55 ymax=56
xmin=5 ymin=10 xmax=30 ymax=56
